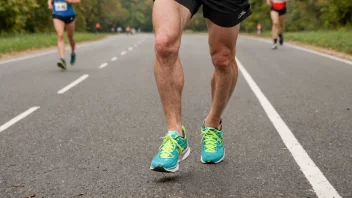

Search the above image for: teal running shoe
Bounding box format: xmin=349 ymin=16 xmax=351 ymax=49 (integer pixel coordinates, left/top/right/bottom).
xmin=70 ymin=52 xmax=76 ymax=65
xmin=150 ymin=126 xmax=190 ymax=173
xmin=57 ymin=58 xmax=67 ymax=70
xmin=201 ymin=121 xmax=225 ymax=164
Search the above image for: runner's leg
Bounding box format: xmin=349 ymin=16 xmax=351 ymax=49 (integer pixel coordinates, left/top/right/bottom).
xmin=66 ymin=19 xmax=76 ymax=55
xmin=204 ymin=21 xmax=240 ymax=129
xmin=150 ymin=0 xmax=195 ymax=173
xmin=278 ymin=14 xmax=285 ymax=45
xmin=279 ymin=14 xmax=285 ymax=35
xmin=53 ymin=19 xmax=65 ymax=59
xmin=153 ymin=0 xmax=191 ymax=135
xmin=270 ymin=10 xmax=279 ymax=44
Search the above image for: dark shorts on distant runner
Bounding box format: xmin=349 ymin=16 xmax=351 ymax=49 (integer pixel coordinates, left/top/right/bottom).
xmin=52 ymin=15 xmax=76 ymax=24
xmin=154 ymin=0 xmax=252 ymax=28
xmin=271 ymin=7 xmax=286 ymax=16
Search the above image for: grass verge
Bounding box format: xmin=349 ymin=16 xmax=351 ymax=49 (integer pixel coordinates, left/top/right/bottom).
xmin=253 ymin=30 xmax=352 ymax=54
xmin=0 ymin=32 xmax=109 ymax=56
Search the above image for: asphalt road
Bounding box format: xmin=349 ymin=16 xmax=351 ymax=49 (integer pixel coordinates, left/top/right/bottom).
xmin=0 ymin=33 xmax=351 ymax=198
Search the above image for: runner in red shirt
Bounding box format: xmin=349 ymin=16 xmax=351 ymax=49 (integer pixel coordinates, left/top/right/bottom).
xmin=267 ymin=0 xmax=290 ymax=49
xmin=257 ymin=23 xmax=262 ymax=35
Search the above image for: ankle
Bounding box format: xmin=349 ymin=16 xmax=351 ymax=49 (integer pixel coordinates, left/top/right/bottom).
xmin=168 ymin=126 xmax=184 ymax=137
xmin=204 ymin=118 xmax=222 ymax=130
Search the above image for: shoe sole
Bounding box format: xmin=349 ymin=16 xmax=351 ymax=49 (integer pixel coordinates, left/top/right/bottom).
xmin=150 ymin=147 xmax=191 ymax=173
xmin=201 ymin=149 xmax=225 ymax=164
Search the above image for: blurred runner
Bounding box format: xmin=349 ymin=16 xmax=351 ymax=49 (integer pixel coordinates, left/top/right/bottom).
xmin=95 ymin=22 xmax=101 ymax=33
xmin=49 ymin=0 xmax=80 ymax=70
xmin=117 ymin=26 xmax=122 ymax=33
xmin=267 ymin=0 xmax=289 ymax=49
xmin=126 ymin=26 xmax=131 ymax=35
xmin=257 ymin=23 xmax=262 ymax=35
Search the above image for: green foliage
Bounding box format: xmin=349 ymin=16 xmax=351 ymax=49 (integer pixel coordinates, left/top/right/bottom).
xmin=0 ymin=0 xmax=39 ymax=33
xmin=257 ymin=30 xmax=352 ymax=54
xmin=287 ymin=30 xmax=352 ymax=54
xmin=241 ymin=0 xmax=352 ymax=32
xmin=186 ymin=8 xmax=207 ymax=32
xmin=0 ymin=0 xmax=350 ymax=33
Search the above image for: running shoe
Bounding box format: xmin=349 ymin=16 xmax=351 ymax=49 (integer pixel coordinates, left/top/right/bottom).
xmin=57 ymin=58 xmax=67 ymax=70
xmin=70 ymin=52 xmax=76 ymax=65
xmin=272 ymin=43 xmax=278 ymax=50
xmin=150 ymin=126 xmax=190 ymax=173
xmin=279 ymin=34 xmax=284 ymax=45
xmin=201 ymin=121 xmax=225 ymax=164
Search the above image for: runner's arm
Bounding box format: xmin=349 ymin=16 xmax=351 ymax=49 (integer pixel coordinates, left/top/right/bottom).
xmin=48 ymin=0 xmax=53 ymax=10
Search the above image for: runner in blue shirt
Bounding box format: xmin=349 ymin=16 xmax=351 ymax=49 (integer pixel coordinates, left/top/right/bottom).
xmin=48 ymin=0 xmax=80 ymax=70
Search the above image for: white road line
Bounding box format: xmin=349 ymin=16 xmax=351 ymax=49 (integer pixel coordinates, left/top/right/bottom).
xmin=128 ymin=47 xmax=133 ymax=51
xmin=244 ymin=36 xmax=352 ymax=65
xmin=236 ymin=57 xmax=341 ymax=198
xmin=99 ymin=63 xmax=108 ymax=69
xmin=121 ymin=51 xmax=127 ymax=56
xmin=111 ymin=57 xmax=118 ymax=61
xmin=287 ymin=44 xmax=352 ymax=65
xmin=0 ymin=107 xmax=40 ymax=133
xmin=57 ymin=74 xmax=89 ymax=94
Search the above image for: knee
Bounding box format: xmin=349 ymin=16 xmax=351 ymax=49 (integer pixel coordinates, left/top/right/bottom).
xmin=272 ymin=21 xmax=279 ymax=27
xmin=211 ymin=48 xmax=234 ymax=70
xmin=154 ymin=34 xmax=180 ymax=61
xmin=68 ymin=36 xmax=75 ymax=42
xmin=58 ymin=33 xmax=64 ymax=41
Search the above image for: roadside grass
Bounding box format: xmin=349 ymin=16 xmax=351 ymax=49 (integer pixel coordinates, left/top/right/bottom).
xmin=253 ymin=30 xmax=352 ymax=54
xmin=0 ymin=32 xmax=109 ymax=55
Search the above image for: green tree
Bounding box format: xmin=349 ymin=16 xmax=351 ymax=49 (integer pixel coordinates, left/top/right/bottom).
xmin=0 ymin=0 xmax=38 ymax=33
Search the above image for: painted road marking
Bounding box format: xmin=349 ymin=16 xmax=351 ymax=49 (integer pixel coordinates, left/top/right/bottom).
xmin=57 ymin=74 xmax=89 ymax=94
xmin=237 ymin=57 xmax=341 ymax=198
xmin=99 ymin=63 xmax=108 ymax=69
xmin=0 ymin=107 xmax=40 ymax=133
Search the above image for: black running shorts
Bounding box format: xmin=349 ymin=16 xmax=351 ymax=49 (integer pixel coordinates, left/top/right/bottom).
xmin=271 ymin=7 xmax=287 ymax=16
xmin=156 ymin=0 xmax=252 ymax=27
xmin=52 ymin=15 xmax=76 ymax=24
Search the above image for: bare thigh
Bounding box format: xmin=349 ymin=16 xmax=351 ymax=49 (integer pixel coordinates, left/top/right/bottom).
xmin=279 ymin=14 xmax=286 ymax=27
xmin=153 ymin=0 xmax=191 ymax=48
xmin=53 ymin=19 xmax=65 ymax=37
xmin=270 ymin=11 xmax=279 ymax=24
xmin=207 ymin=19 xmax=240 ymax=57
xmin=65 ymin=20 xmax=76 ymax=39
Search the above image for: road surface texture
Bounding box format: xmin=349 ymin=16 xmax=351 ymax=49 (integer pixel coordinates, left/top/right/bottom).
xmin=0 ymin=34 xmax=351 ymax=197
